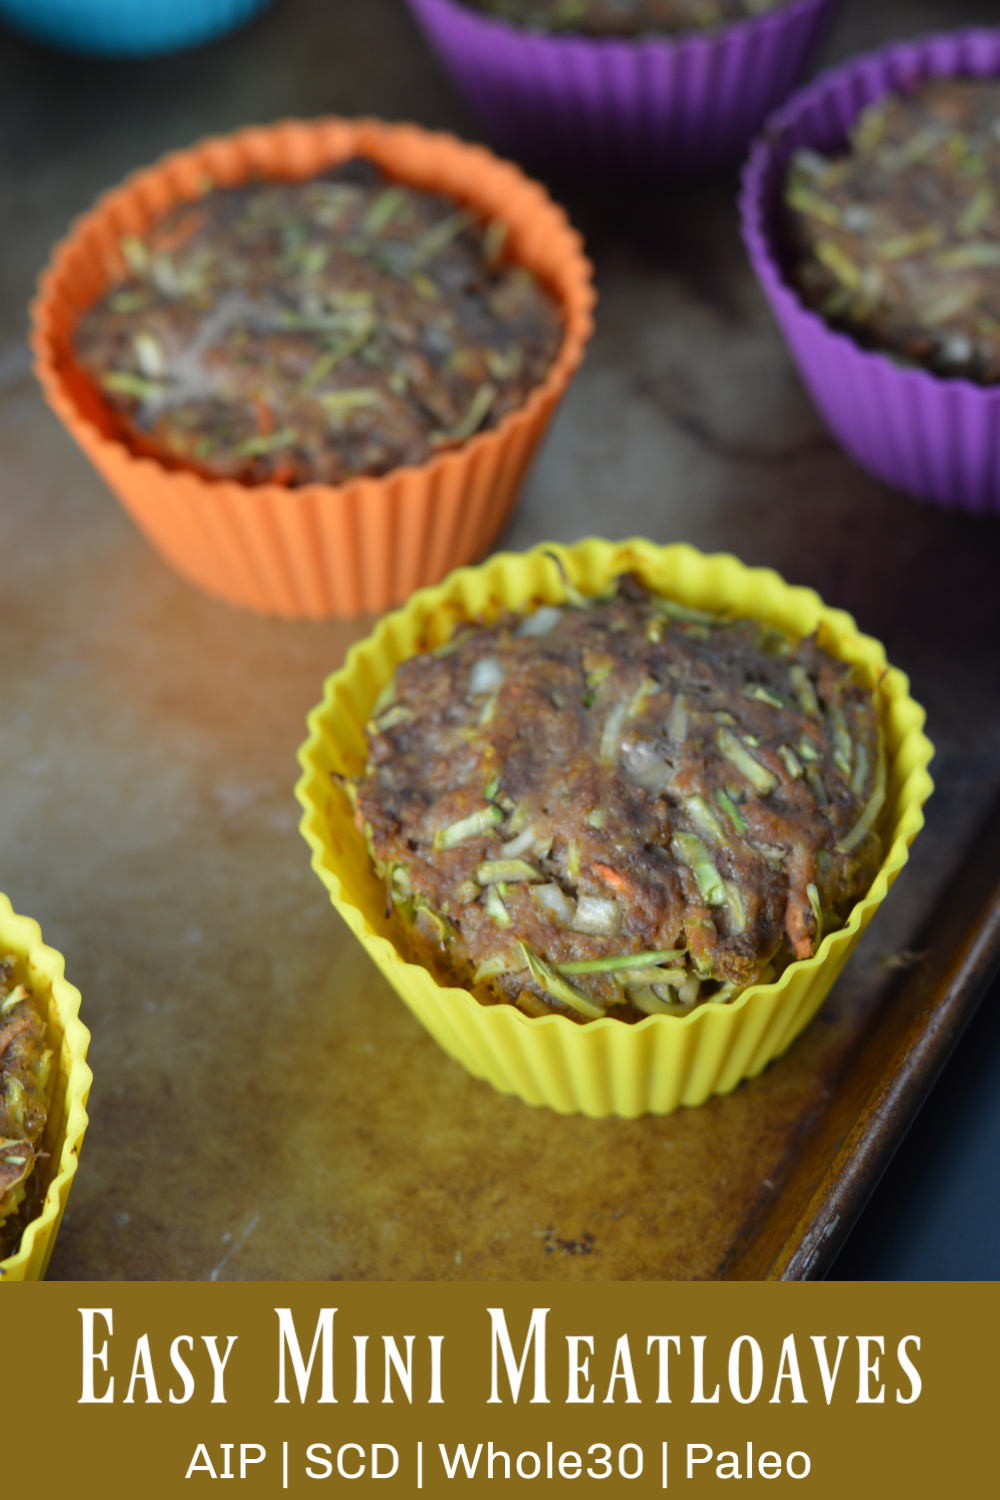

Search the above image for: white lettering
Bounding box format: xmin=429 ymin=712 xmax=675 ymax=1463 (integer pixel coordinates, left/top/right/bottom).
xmin=429 ymin=1335 xmax=445 ymax=1404
xmin=202 ymin=1335 xmax=238 ymax=1404
xmin=79 ymin=1308 xmax=114 ymax=1404
xmin=811 ymin=1335 xmax=849 ymax=1403
xmin=169 ymin=1336 xmax=195 ymax=1404
xmin=604 ymin=1335 xmax=640 ymax=1404
xmin=372 ymin=1444 xmax=398 ymax=1478
xmin=728 ymin=1335 xmax=763 ymax=1404
xmin=275 ymin=1307 xmax=336 ymax=1404
xmin=439 ymin=1443 xmax=482 ymax=1479
xmin=382 ymin=1335 xmax=414 ymax=1404
xmin=306 ymin=1444 xmax=333 ymax=1479
xmin=896 ymin=1336 xmax=922 ymax=1404
xmin=487 ymin=1307 xmax=549 ymax=1403
xmin=185 ymin=1444 xmax=217 ymax=1479
xmin=691 ymin=1336 xmax=720 ymax=1403
xmin=566 ymin=1336 xmax=595 ymax=1403
xmin=770 ymin=1335 xmax=807 ymax=1403
xmin=124 ymin=1334 xmax=161 ymax=1404
xmin=857 ymin=1337 xmax=885 ymax=1403
xmin=687 ymin=1444 xmax=714 ymax=1476
xmin=647 ymin=1335 xmax=681 ymax=1403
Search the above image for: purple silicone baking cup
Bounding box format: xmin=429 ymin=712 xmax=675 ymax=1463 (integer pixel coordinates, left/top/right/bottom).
xmin=406 ymin=0 xmax=839 ymax=176
xmin=740 ymin=26 xmax=1000 ymax=515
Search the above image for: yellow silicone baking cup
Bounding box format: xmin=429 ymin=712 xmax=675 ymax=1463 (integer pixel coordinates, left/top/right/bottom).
xmin=0 ymin=894 xmax=91 ymax=1280
xmin=296 ymin=538 xmax=934 ymax=1118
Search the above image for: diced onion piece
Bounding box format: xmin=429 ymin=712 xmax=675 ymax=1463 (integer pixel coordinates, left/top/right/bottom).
xmin=751 ymin=841 xmax=786 ymax=870
xmin=668 ymin=694 xmax=688 ymax=744
xmin=530 ymin=883 xmax=576 ymax=927
xmin=501 ymin=825 xmax=536 ymax=858
xmin=515 ymin=989 xmax=552 ymax=1018
xmin=516 ymin=605 xmax=563 ymax=638
xmin=469 ymin=655 xmax=506 ymax=696
xmin=715 ymin=727 xmax=778 ymax=794
xmin=723 ymin=881 xmax=746 ymax=935
xmin=476 ymin=858 xmax=543 ymax=884
xmin=627 ymin=985 xmax=690 ymax=1016
xmin=837 ymin=729 xmax=886 ymax=853
xmin=474 ymin=955 xmax=513 ymax=983
xmin=677 ymin=973 xmax=702 ymax=1005
xmin=806 ymin=881 xmax=823 ymax=945
xmin=599 ymin=701 xmax=627 ymax=764
xmin=671 ymin=832 xmax=726 ymax=907
xmin=520 ymin=943 xmax=605 ymax=1020
xmin=434 ymin=804 xmax=503 ymax=851
xmin=571 ymin=896 xmax=622 ymax=936
xmin=627 ymin=677 xmax=660 ymax=720
xmin=611 ymin=966 xmax=688 ymax=987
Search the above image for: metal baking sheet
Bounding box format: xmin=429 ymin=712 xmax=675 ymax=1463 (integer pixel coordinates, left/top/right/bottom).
xmin=1 ymin=0 xmax=998 ymax=1280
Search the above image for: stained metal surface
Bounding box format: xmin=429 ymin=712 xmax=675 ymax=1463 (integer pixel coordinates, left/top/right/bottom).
xmin=1 ymin=0 xmax=998 ymax=1280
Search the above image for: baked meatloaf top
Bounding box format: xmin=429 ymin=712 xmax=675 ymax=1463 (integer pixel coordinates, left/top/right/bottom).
xmin=458 ymin=0 xmax=792 ymax=37
xmin=352 ymin=574 xmax=885 ymax=1023
xmin=73 ymin=158 xmax=563 ymax=486
xmin=0 ymin=956 xmax=52 ymax=1249
xmin=785 ymin=78 xmax=1000 ymax=383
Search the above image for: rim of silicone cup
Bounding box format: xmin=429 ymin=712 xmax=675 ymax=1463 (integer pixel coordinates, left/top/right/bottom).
xmin=410 ymin=0 xmax=835 ymax=54
xmin=29 ymin=116 xmax=596 ymax=518
xmin=295 ymin=537 xmax=934 ymax=1043
xmin=0 ymin=894 xmax=91 ymax=1281
xmin=739 ymin=25 xmax=1000 ymax=408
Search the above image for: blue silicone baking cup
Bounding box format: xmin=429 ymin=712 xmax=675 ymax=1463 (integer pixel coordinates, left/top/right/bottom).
xmin=0 ymin=0 xmax=272 ymax=58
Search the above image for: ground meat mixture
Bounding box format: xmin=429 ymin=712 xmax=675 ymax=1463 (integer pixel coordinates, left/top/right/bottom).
xmin=785 ymin=79 xmax=1000 ymax=383
xmin=0 ymin=957 xmax=51 ymax=1253
xmin=353 ymin=575 xmax=885 ymax=1023
xmin=73 ymin=158 xmax=563 ymax=485
xmin=460 ymin=0 xmax=791 ymax=36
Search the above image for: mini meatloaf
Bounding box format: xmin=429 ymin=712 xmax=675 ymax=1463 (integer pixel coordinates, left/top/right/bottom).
xmin=785 ymin=78 xmax=1000 ymax=382
xmin=72 ymin=158 xmax=563 ymax=485
xmin=460 ymin=0 xmax=792 ymax=36
xmin=0 ymin=957 xmax=52 ymax=1250
xmin=353 ymin=575 xmax=885 ymax=1023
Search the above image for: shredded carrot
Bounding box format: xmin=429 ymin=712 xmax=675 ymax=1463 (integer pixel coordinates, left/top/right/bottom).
xmin=592 ymin=862 xmax=628 ymax=891
xmin=251 ymin=397 xmax=275 ymax=437
xmin=150 ymin=210 xmax=206 ymax=255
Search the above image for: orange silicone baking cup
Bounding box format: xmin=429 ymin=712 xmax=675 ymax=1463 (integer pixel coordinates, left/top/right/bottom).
xmin=30 ymin=118 xmax=595 ymax=619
